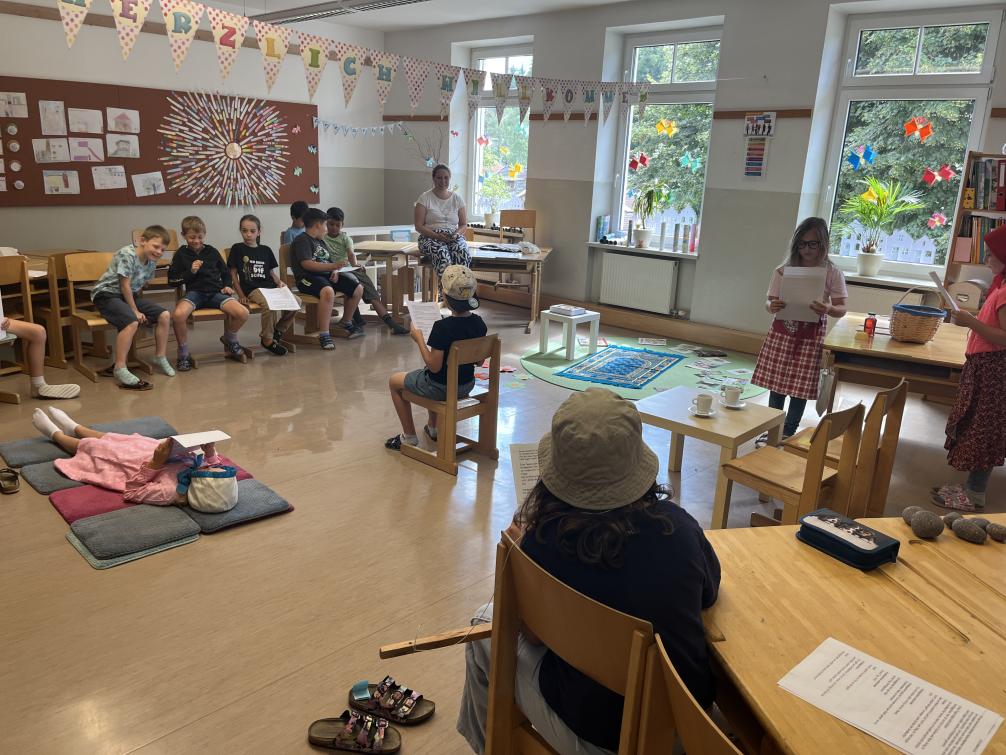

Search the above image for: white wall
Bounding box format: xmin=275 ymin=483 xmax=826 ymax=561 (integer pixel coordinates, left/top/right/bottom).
xmin=0 ymin=8 xmax=384 ymax=251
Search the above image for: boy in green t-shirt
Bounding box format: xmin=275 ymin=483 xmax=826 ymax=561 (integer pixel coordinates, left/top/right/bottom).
xmin=324 ymin=207 xmax=408 ymax=335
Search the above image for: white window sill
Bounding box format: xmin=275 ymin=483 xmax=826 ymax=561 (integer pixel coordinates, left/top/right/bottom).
xmin=830 ymin=255 xmax=940 ymax=291
xmin=587 ymin=241 xmax=699 ymax=262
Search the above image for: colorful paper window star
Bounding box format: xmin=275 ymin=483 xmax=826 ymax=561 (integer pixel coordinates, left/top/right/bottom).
xmin=847 ymin=151 xmax=862 ymax=171
xmin=862 ymin=145 xmax=875 ymax=164
xmin=638 ymin=153 xmax=649 ymax=167
xmin=927 ymin=211 xmax=947 ymax=229
xmin=922 ymin=167 xmax=938 ymax=186
xmin=656 ymin=119 xmax=677 ymax=137
xmin=904 ymin=118 xmax=921 ymax=136
xmin=500 ymin=146 xmax=510 ymax=155
xmin=628 ymin=155 xmax=640 ymax=171
xmin=679 ymin=151 xmax=702 ymax=173
xmin=917 ymin=122 xmax=934 ymax=142
xmin=937 ymin=164 xmax=956 ymax=181
xmin=476 ymin=136 xmax=490 ymax=146
xmin=508 ymin=162 xmax=523 ymax=179
xmin=860 ymin=187 xmax=878 ymax=203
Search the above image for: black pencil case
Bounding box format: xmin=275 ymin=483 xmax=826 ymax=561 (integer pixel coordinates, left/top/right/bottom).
xmin=795 ymin=508 xmax=900 ymax=570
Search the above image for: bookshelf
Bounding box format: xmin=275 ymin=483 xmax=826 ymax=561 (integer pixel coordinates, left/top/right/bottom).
xmin=943 ymin=149 xmax=1003 ymax=288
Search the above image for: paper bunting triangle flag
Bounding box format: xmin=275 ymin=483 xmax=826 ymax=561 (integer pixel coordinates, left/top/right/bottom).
xmin=402 ymin=57 xmax=430 ymax=114
xmin=937 ymin=163 xmax=957 ymax=181
xmin=463 ymin=67 xmax=486 ymax=123
xmin=334 ymin=42 xmax=366 ymax=108
xmin=161 ymin=0 xmax=204 ymax=70
xmin=297 ymin=33 xmax=333 ymax=101
xmin=581 ymin=82 xmax=598 ymax=124
xmin=370 ymin=49 xmax=399 ymax=115
xmin=922 ymin=167 xmax=938 ymax=186
xmin=57 ymin=0 xmax=93 ymax=47
xmin=540 ymin=79 xmax=559 ymax=122
xmin=514 ymin=75 xmax=534 ymax=123
xmin=599 ymin=82 xmax=619 ymax=124
xmin=622 ymin=82 xmax=643 ymax=113
xmin=252 ymin=20 xmax=290 ymax=92
xmin=559 ymin=80 xmax=579 ymax=122
xmin=490 ymin=71 xmax=512 ymax=124
xmin=206 ymin=6 xmax=249 ymax=80
xmin=109 ymin=0 xmax=153 ymax=60
xmin=433 ymin=63 xmax=461 ymax=118
xmin=927 ymin=211 xmax=947 ymax=229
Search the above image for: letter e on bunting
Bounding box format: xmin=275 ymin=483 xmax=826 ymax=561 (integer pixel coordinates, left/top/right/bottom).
xmin=252 ymin=20 xmax=290 ymax=93
xmin=57 ymin=0 xmax=93 ymax=47
xmin=490 ymin=72 xmax=512 ymax=124
xmin=299 ymin=33 xmax=333 ymax=100
xmin=335 ymin=42 xmax=367 ymax=107
xmin=206 ymin=6 xmax=249 ymax=80
xmin=599 ymin=81 xmax=620 ymax=124
xmin=161 ymin=0 xmax=204 ymax=71
xmin=370 ymin=50 xmax=400 ymax=114
xmin=402 ymin=56 xmax=430 ymax=114
xmin=433 ymin=63 xmax=461 ymax=118
xmin=463 ymin=67 xmax=486 ymax=122
xmin=109 ymin=0 xmax=153 ymax=59
xmin=514 ymin=75 xmax=534 ymax=123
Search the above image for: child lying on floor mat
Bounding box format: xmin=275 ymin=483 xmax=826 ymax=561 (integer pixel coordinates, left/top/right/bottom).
xmin=33 ymin=407 xmax=228 ymax=506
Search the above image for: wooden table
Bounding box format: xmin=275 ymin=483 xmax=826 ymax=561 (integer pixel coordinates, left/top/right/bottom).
xmin=353 ymin=240 xmax=419 ymax=321
xmin=823 ymin=313 xmax=967 ymax=410
xmin=636 ymin=386 xmax=784 ymax=529
xmin=704 ymin=515 xmax=1006 ymax=754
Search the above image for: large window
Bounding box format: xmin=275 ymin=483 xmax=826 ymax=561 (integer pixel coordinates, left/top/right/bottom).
xmin=614 ymin=31 xmax=719 ymax=252
xmin=823 ymin=11 xmax=999 ymax=270
xmin=469 ymin=48 xmax=532 ymax=219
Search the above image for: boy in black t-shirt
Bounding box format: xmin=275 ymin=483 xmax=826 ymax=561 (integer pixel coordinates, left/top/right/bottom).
xmin=385 ymin=265 xmax=488 ymax=450
xmin=228 ymin=214 xmax=299 ymax=356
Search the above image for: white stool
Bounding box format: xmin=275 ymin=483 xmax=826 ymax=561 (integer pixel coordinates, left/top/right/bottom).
xmin=539 ymin=309 xmax=600 ymax=361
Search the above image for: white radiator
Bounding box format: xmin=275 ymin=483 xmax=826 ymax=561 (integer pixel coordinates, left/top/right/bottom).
xmin=599 ymin=252 xmax=677 ymax=314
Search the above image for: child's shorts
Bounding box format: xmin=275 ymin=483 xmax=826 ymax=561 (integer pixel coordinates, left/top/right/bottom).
xmin=297 ymin=273 xmax=360 ymax=299
xmin=181 ymin=291 xmax=236 ymax=309
xmin=404 ymin=368 xmax=475 ymax=401
xmin=93 ymin=294 xmax=166 ymax=332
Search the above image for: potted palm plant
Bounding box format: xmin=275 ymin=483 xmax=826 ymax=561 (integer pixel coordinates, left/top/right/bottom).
xmin=631 ymin=181 xmax=672 ymax=248
xmin=835 ymin=176 xmax=924 ymax=277
xmin=479 ymin=174 xmax=511 ymax=227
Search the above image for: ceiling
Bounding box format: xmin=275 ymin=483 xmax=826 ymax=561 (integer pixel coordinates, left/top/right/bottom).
xmin=246 ymin=0 xmax=639 ymax=30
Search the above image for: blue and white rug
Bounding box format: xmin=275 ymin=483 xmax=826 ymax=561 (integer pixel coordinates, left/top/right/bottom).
xmin=555 ymin=345 xmax=685 ymax=390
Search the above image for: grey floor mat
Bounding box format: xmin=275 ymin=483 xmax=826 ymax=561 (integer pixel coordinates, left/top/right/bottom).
xmin=20 ymin=462 xmax=82 ymax=494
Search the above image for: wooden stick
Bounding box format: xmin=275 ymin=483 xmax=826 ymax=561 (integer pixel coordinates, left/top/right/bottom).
xmin=379 ymin=624 xmax=492 ymax=659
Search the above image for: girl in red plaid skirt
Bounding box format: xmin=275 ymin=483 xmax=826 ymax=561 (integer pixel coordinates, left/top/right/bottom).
xmin=752 ymin=218 xmax=848 ymax=438
xmin=932 ymin=225 xmax=1006 ymax=512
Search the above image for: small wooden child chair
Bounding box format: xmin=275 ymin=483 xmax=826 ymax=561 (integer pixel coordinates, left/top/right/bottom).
xmin=277 ymin=244 xmax=347 ymax=346
xmin=0 ymin=255 xmax=33 ymax=404
xmin=401 ymin=334 xmax=501 ymax=475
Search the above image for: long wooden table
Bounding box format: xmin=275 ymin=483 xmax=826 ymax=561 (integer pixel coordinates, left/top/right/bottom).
xmin=704 ymin=514 xmax=1006 ymax=754
xmin=823 ymin=312 xmax=968 ymax=410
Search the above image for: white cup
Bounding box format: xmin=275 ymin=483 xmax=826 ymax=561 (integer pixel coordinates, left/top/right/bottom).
xmin=692 ymin=393 xmax=714 ymax=414
xmin=721 ymin=385 xmax=742 ymax=406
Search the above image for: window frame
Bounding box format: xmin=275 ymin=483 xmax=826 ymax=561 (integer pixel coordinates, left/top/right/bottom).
xmin=611 ymin=28 xmax=720 ymax=247
xmin=821 ymin=9 xmax=1001 ymax=278
xmin=467 ymin=44 xmax=534 ymax=211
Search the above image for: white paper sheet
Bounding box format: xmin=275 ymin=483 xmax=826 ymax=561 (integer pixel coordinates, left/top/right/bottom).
xmin=69 ymin=137 xmax=104 ymax=163
xmin=131 ymin=171 xmax=165 ymax=197
xmin=42 ymin=170 xmax=80 ymax=195
xmin=509 ymin=443 xmax=539 ymax=506
xmin=928 ymin=271 xmax=961 ymax=314
xmin=638 ymin=337 xmax=667 ymax=345
xmin=68 ymin=107 xmax=104 ymax=134
xmin=779 ymin=637 xmax=1003 ymax=755
xmin=32 ymin=138 xmax=70 ymax=163
xmin=171 ymin=430 xmax=231 ymax=449
xmin=39 ymin=100 xmax=67 ymax=136
xmin=406 ymin=300 xmax=443 ymax=342
xmin=258 ymin=286 xmax=302 ymax=312
xmin=91 ymin=165 xmax=127 ymax=190
xmin=0 ymin=92 xmax=28 ymax=118
xmin=778 ymin=266 xmax=827 ymax=323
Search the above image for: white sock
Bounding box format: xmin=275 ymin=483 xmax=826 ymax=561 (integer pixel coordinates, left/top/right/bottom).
xmin=30 ymin=376 xmax=45 ymax=388
xmin=32 ymin=408 xmax=60 ymax=439
xmin=48 ymin=407 xmax=79 ymax=437
xmin=403 ymin=433 xmax=419 ymax=446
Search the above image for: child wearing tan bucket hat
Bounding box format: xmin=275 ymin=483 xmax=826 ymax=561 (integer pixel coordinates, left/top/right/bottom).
xmin=457 ymin=388 xmax=722 ymax=754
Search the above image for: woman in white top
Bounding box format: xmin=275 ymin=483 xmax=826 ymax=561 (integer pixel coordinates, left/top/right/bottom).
xmin=414 ymin=164 xmax=471 ymax=276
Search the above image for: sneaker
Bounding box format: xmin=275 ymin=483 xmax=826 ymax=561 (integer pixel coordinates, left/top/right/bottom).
xmin=261 ymin=339 xmax=289 ymax=356
xmin=220 ymin=335 xmax=244 ymax=356
xmin=319 ymin=333 xmax=336 ymax=350
xmin=341 ymin=321 xmax=365 ymax=339
xmin=176 ymin=356 xmax=194 ymax=372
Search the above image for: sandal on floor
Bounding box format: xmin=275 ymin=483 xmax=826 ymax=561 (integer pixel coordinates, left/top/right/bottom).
xmin=308 ymin=710 xmax=401 ymax=753
xmin=118 ymin=380 xmax=153 ymax=391
xmin=348 ymin=676 xmax=436 ymax=725
xmin=931 ymin=484 xmax=980 ymax=512
xmin=98 ymin=365 xmax=116 ymax=378
xmin=0 ymin=468 xmax=20 ymax=494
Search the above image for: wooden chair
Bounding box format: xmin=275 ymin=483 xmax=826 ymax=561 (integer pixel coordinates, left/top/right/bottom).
xmin=400 ymin=335 xmax=501 ymax=475
xmin=0 ymin=255 xmax=33 ymax=404
xmin=722 ymin=403 xmax=865 ymax=525
xmin=131 ymin=228 xmax=179 ymax=250
xmin=784 ymin=381 xmax=907 ymax=519
xmin=64 ymin=252 xmax=151 ymax=382
xmin=494 ymin=209 xmax=536 ymax=292
xmin=276 ymin=244 xmax=350 ymax=346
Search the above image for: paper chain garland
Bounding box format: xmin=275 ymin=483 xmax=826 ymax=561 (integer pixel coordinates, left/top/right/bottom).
xmin=312 ymin=117 xmax=410 ymax=139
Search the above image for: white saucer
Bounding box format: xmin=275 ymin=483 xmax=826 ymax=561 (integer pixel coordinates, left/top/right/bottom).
xmin=719 ymin=398 xmax=746 ymax=410
xmin=688 ymin=406 xmax=716 ymax=418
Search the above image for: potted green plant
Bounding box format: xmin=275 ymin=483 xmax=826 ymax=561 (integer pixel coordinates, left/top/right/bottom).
xmin=631 ymin=181 xmax=671 ymax=248
xmin=479 ymin=174 xmax=511 ymax=227
xmin=835 ymin=176 xmax=924 ymax=277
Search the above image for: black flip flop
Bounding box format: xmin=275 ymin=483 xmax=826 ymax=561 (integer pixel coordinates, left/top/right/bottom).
xmin=118 ymin=380 xmax=154 ymax=391
xmin=0 ymin=468 xmax=20 ymax=494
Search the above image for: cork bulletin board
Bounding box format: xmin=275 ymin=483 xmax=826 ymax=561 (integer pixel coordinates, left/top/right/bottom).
xmin=0 ymin=75 xmax=319 ymax=207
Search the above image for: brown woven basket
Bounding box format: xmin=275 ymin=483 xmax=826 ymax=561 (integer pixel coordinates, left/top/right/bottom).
xmin=889 ymin=289 xmax=945 ymax=344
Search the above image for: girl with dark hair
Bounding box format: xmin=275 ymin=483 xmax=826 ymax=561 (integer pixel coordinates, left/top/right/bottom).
xmin=751 ymin=217 xmax=848 ymax=438
xmin=457 ymin=388 xmax=720 ymax=754
xmin=414 ymin=164 xmax=471 ymax=276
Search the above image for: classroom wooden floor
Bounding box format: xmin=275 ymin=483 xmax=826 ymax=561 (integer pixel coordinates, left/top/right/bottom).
xmin=0 ymin=301 xmax=999 ymax=754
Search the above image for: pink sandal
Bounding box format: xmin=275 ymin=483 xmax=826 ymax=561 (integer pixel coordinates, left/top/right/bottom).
xmin=931 ymin=484 xmax=979 ymax=512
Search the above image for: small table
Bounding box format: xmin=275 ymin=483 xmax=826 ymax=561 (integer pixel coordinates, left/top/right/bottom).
xmin=353 ymin=240 xmax=419 ymax=321
xmin=538 ymin=308 xmax=600 ymax=360
xmin=636 ymin=386 xmax=784 ymax=529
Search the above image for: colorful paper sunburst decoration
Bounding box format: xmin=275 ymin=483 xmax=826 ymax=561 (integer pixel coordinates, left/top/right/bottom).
xmin=157 ymin=90 xmax=290 ymax=207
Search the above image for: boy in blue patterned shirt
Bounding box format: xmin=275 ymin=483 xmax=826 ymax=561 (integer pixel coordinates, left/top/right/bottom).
xmin=91 ymin=225 xmax=174 ymax=389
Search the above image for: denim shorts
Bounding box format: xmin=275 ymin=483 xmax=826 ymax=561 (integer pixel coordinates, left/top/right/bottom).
xmin=404 ymin=368 xmax=475 ymax=401
xmin=182 ymin=290 xmax=236 ymax=309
